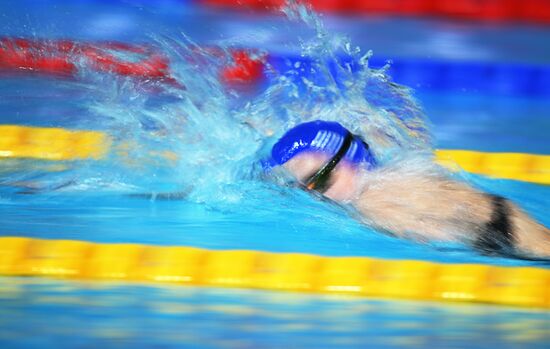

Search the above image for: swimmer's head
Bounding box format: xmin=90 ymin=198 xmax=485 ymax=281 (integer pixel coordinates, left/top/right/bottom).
xmin=263 ymin=120 xmax=376 ymax=195
xmin=264 ymin=120 xmax=376 ymax=170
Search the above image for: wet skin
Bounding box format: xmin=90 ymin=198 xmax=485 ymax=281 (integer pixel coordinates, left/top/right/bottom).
xmin=281 ymin=151 xmax=550 ymax=259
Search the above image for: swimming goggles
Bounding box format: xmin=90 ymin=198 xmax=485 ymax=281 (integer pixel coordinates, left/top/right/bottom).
xmin=303 ymin=130 xmax=355 ymax=193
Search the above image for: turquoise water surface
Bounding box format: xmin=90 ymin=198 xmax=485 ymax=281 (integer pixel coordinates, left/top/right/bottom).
xmin=1 ymin=277 xmax=550 ymax=349
xmin=1 ymin=1 xmax=550 ymax=348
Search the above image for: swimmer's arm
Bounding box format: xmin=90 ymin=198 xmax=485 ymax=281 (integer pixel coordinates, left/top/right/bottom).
xmin=353 ymin=165 xmax=550 ymax=259
xmin=506 ymin=206 xmax=550 ymax=259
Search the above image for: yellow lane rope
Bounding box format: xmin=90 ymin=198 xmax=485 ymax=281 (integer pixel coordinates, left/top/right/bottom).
xmin=435 ymin=150 xmax=550 ymax=185
xmin=0 ymin=125 xmax=110 ymax=161
xmin=1 ymin=237 xmax=549 ymax=308
xmin=1 ymin=125 xmax=549 ymax=184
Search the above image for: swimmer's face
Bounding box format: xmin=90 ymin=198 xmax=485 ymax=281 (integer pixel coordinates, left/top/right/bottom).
xmin=283 ymin=151 xmax=361 ymax=202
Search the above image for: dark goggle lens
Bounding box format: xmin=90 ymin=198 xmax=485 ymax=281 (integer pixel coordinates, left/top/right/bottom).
xmin=303 ymin=131 xmax=354 ymax=193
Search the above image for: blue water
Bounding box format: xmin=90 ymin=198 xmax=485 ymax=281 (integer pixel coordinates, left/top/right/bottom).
xmin=1 ymin=174 xmax=549 ymax=268
xmin=1 ymin=77 xmax=548 ymax=268
xmin=1 ymin=1 xmax=550 ymax=348
xmin=1 ymin=277 xmax=550 ymax=349
xmin=421 ymin=90 xmax=550 ymax=154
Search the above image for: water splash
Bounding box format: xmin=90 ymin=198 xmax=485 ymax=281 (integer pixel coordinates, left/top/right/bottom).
xmin=1 ymin=1 xmax=432 ymax=219
xmin=241 ymin=2 xmax=432 ymax=162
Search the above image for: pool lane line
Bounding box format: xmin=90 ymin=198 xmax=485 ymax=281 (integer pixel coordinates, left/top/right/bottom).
xmin=1 ymin=125 xmax=549 ymax=185
xmin=435 ymin=150 xmax=550 ymax=185
xmin=200 ymin=0 xmax=550 ymax=25
xmin=4 ymin=37 xmax=550 ymax=98
xmin=0 ymin=236 xmax=549 ymax=308
xmin=0 ymin=125 xmax=110 ymax=161
xmin=0 ymin=38 xmax=259 ymax=84
xmin=0 ymin=38 xmax=170 ymax=80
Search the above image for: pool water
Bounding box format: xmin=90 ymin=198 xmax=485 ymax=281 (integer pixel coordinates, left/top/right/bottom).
xmin=1 ymin=278 xmax=550 ymax=349
xmin=1 ymin=0 xmax=550 ymax=348
xmin=1 ymin=175 xmax=549 ymax=268
xmin=1 ymin=75 xmax=548 ymax=267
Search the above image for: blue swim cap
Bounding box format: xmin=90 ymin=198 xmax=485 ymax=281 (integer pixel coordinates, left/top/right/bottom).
xmin=264 ymin=120 xmax=376 ymax=170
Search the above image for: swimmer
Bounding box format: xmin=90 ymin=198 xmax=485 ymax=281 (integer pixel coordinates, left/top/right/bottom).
xmin=263 ymin=120 xmax=550 ymax=260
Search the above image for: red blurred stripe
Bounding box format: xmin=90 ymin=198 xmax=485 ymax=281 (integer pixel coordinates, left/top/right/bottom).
xmin=0 ymin=37 xmax=266 ymax=85
xmin=200 ymin=0 xmax=550 ymax=24
xmin=221 ymin=49 xmax=266 ymax=83
xmin=522 ymin=0 xmax=550 ymax=23
xmin=431 ymin=0 xmax=517 ymax=21
xmin=353 ymin=0 xmax=432 ymax=15
xmin=202 ymin=0 xmax=285 ymax=11
xmin=0 ymin=38 xmax=170 ymax=79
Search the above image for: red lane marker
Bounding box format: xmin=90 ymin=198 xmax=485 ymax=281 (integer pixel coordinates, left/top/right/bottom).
xmin=354 ymin=0 xmax=432 ymax=15
xmin=200 ymin=0 xmax=550 ymax=24
xmin=431 ymin=0 xmax=517 ymax=21
xmin=0 ymin=37 xmax=266 ymax=86
xmin=80 ymin=46 xmax=169 ymax=79
xmin=522 ymin=0 xmax=550 ymax=23
xmin=0 ymin=38 xmax=76 ymax=76
xmin=202 ymin=0 xmax=284 ymax=11
xmin=0 ymin=38 xmax=170 ymax=79
xmin=221 ymin=49 xmax=266 ymax=83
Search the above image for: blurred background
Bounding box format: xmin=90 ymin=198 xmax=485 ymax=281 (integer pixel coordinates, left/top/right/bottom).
xmin=1 ymin=1 xmax=550 ymax=348
xmin=2 ymin=0 xmax=549 ymax=153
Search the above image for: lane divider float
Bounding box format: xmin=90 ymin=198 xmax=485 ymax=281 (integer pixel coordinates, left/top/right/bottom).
xmin=0 ymin=125 xmax=110 ymax=161
xmin=4 ymin=37 xmax=550 ymax=97
xmin=0 ymin=236 xmax=549 ymax=308
xmin=435 ymin=150 xmax=550 ymax=185
xmin=0 ymin=37 xmax=264 ymax=84
xmin=0 ymin=37 xmax=170 ymax=79
xmin=201 ymin=0 xmax=550 ymax=24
